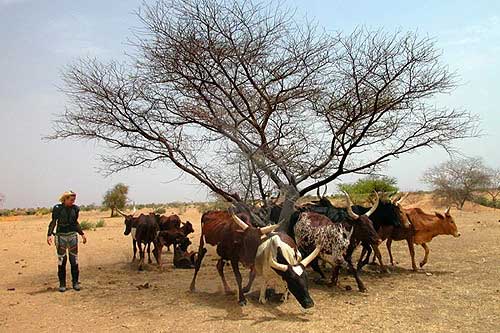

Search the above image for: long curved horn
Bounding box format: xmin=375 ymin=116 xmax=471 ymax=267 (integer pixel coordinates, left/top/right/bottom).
xmin=322 ymin=184 xmax=328 ymax=198
xmin=300 ymin=246 xmax=321 ymax=267
xmin=231 ymin=213 xmax=248 ymax=231
xmin=390 ymin=192 xmax=400 ymax=204
xmin=270 ymin=257 xmax=288 ymax=272
xmin=343 ymin=191 xmax=359 ymax=219
xmin=116 ymin=208 xmax=127 ymax=217
xmin=444 ymin=206 xmax=451 ymax=215
xmin=396 ymin=193 xmax=409 ymax=205
xmin=260 ymin=224 xmax=279 ymax=234
xmin=365 ymin=191 xmax=379 ymax=217
xmin=316 ymin=187 xmax=321 ymax=199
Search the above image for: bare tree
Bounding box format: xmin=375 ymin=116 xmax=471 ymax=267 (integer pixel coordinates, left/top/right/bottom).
xmin=0 ymin=193 xmax=4 ymax=208
xmin=49 ymin=0 xmax=477 ymax=226
xmin=422 ymin=157 xmax=490 ymax=209
xmin=485 ymin=168 xmax=500 ymax=208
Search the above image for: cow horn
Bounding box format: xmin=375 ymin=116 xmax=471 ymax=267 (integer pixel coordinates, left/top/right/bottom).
xmin=116 ymin=208 xmax=127 ymax=217
xmin=270 ymin=257 xmax=288 ymax=272
xmin=396 ymin=193 xmax=409 ymax=205
xmin=231 ymin=213 xmax=248 ymax=231
xmin=343 ymin=191 xmax=359 ymax=219
xmin=445 ymin=206 xmax=451 ymax=215
xmin=365 ymin=191 xmax=380 ymax=217
xmin=260 ymin=224 xmax=279 ymax=234
xmin=300 ymin=246 xmax=321 ymax=267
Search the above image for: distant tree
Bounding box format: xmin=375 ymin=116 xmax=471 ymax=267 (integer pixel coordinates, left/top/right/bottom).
xmin=485 ymin=168 xmax=500 ymax=208
xmin=422 ymin=157 xmax=491 ymax=209
xmin=339 ymin=176 xmax=398 ymax=196
xmin=102 ymin=183 xmax=129 ymax=217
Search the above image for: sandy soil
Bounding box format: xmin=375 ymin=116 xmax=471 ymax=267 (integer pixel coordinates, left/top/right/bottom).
xmin=1 ymin=199 xmax=499 ymax=333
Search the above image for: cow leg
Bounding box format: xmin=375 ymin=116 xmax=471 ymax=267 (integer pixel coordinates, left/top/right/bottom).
xmin=420 ymin=243 xmax=430 ymax=268
xmin=242 ymin=266 xmax=256 ymax=294
xmin=259 ymin=280 xmax=268 ymax=304
xmin=357 ymin=244 xmax=371 ymax=272
xmin=216 ymin=259 xmax=233 ymax=294
xmin=406 ymin=237 xmax=418 ymax=271
xmin=372 ymin=245 xmax=389 ymax=273
xmin=189 ymin=235 xmax=207 ymax=292
xmin=330 ymin=264 xmax=341 ymax=287
xmin=153 ymin=240 xmax=162 ymax=268
xmin=147 ymin=242 xmax=153 ymax=264
xmin=311 ymin=257 xmax=326 ymax=283
xmin=137 ymin=242 xmax=145 ymax=271
xmin=132 ymin=239 xmax=137 ymax=262
xmin=230 ymin=260 xmax=246 ymax=306
xmin=346 ymin=245 xmax=366 ymax=292
xmin=387 ymin=238 xmax=395 ymax=266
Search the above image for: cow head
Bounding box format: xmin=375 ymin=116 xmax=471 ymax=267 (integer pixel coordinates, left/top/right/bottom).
xmin=232 ymin=213 xmax=279 ymax=266
xmin=178 ymin=236 xmax=192 ymax=252
xmin=344 ymin=191 xmax=382 ymax=245
xmin=435 ymin=207 xmax=460 ymax=237
xmin=181 ymin=221 xmax=195 ymax=235
xmin=269 ymin=246 xmax=320 ymax=309
xmin=392 ymin=193 xmax=411 ymax=228
xmin=117 ymin=209 xmax=137 ymax=236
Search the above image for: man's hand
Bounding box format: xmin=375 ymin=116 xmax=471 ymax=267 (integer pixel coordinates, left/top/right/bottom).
xmin=47 ymin=235 xmax=53 ymax=246
xmin=82 ymin=234 xmax=87 ymax=244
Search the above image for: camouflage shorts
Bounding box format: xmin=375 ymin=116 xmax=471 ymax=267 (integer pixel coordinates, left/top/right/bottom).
xmin=55 ymin=232 xmax=78 ymax=265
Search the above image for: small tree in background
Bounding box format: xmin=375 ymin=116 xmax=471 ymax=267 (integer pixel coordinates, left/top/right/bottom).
xmin=422 ymin=157 xmax=491 ymax=209
xmin=0 ymin=193 xmax=4 ymax=207
xmin=485 ymin=168 xmax=500 ymax=208
xmin=339 ymin=176 xmax=398 ymax=195
xmin=102 ymin=183 xmax=129 ymax=217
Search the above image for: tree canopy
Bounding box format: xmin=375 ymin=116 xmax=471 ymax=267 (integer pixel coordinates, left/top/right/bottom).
xmin=102 ymin=183 xmax=129 ymax=217
xmin=50 ymin=0 xmax=477 ymax=225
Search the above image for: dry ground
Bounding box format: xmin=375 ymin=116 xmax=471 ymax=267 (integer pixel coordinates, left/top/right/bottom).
xmin=1 ymin=197 xmax=499 ymax=333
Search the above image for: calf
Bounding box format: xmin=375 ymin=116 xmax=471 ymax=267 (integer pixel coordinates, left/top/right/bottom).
xmin=173 ymin=237 xmax=197 ymax=269
xmin=255 ymin=232 xmax=320 ymax=309
xmin=132 ymin=213 xmax=160 ymax=271
xmin=385 ymin=207 xmax=460 ymax=270
xmin=119 ymin=209 xmax=143 ymax=262
xmin=189 ymin=210 xmax=278 ymax=305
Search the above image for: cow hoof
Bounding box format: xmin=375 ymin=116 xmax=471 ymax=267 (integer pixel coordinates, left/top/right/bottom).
xmin=138 ymin=267 xmax=144 ymax=272
xmin=359 ymin=288 xmax=367 ymax=293
xmin=259 ymin=298 xmax=267 ymax=305
xmin=314 ymin=277 xmax=326 ymax=285
xmin=238 ymin=299 xmax=247 ymax=306
xmin=419 ymin=262 xmax=426 ymax=268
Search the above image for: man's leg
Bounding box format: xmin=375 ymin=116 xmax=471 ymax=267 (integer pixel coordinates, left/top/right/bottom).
xmin=56 ymin=235 xmax=67 ymax=292
xmin=68 ymin=234 xmax=80 ymax=291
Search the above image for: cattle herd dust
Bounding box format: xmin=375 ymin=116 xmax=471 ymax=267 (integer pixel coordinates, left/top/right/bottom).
xmin=0 ymin=193 xmax=499 ymax=332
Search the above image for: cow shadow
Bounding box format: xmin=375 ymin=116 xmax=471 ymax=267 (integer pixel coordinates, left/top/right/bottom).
xmin=185 ymin=289 xmax=310 ymax=324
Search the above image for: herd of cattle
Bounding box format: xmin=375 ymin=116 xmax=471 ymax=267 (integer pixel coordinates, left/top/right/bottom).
xmin=117 ymin=192 xmax=460 ymax=309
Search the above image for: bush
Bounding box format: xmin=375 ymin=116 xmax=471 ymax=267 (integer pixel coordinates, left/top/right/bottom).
xmin=154 ymin=207 xmax=166 ymax=214
xmin=339 ymin=175 xmax=398 ymax=195
xmin=80 ymin=220 xmax=95 ymax=230
xmin=95 ymin=219 xmax=106 ymax=228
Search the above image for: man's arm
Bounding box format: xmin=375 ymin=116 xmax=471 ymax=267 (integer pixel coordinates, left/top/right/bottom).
xmin=47 ymin=205 xmax=59 ymax=236
xmin=74 ymin=206 xmax=85 ymax=236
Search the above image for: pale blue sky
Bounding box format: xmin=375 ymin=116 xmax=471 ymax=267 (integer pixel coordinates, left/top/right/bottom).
xmin=0 ymin=0 xmax=498 ymax=208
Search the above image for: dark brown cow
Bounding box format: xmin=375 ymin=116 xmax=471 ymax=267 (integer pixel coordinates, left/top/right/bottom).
xmin=125 ymin=213 xmax=160 ymax=271
xmin=189 ymin=210 xmax=278 ymax=306
xmin=173 ymin=237 xmax=197 ymax=269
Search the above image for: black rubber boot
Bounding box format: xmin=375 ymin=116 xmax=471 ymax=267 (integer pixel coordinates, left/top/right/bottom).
xmin=71 ymin=265 xmax=80 ymax=291
xmin=58 ymin=265 xmax=66 ymax=292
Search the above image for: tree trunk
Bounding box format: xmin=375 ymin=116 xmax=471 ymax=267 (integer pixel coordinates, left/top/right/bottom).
xmin=276 ymin=185 xmax=300 ymax=233
xmin=110 ymin=208 xmax=114 ymax=218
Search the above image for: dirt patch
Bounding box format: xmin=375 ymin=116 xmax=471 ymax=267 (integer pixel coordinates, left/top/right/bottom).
xmin=0 ymin=204 xmax=499 ymax=332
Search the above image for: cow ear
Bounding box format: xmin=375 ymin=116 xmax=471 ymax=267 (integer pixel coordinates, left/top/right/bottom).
xmin=434 ymin=212 xmax=444 ymax=219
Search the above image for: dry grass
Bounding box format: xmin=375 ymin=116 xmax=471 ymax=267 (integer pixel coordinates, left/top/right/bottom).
xmin=0 ymin=195 xmax=499 ymax=332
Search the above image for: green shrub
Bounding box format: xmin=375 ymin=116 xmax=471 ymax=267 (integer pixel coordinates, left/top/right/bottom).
xmin=80 ymin=220 xmax=95 ymax=230
xmin=154 ymin=207 xmax=166 ymax=214
xmin=95 ymin=219 xmax=106 ymax=228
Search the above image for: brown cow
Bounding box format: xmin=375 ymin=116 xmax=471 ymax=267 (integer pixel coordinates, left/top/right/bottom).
xmin=189 ymin=210 xmax=278 ymax=306
xmin=385 ymin=207 xmax=460 ymax=270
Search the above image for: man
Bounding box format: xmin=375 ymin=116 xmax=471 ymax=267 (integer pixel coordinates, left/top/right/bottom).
xmin=47 ymin=191 xmax=87 ymax=292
